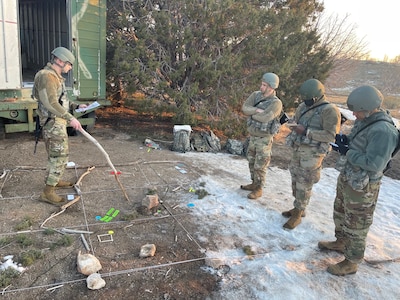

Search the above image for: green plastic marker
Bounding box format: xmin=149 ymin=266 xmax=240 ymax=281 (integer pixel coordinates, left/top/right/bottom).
xmin=111 ymin=210 xmax=120 ymax=218
xmin=105 ymin=208 xmax=115 ymax=216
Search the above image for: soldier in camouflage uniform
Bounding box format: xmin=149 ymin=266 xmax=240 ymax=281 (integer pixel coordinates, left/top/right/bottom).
xmin=283 ymin=79 xmax=341 ymax=229
xmin=241 ymin=73 xmax=283 ymax=199
xmin=33 ymin=47 xmax=86 ymax=206
xmin=318 ymin=85 xmax=399 ymax=276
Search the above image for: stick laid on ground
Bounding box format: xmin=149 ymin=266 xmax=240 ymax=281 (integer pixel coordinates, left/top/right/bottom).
xmin=79 ymin=128 xmax=130 ymax=201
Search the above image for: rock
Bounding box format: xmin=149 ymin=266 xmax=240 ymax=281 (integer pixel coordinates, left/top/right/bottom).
xmin=77 ymin=251 xmax=102 ymax=275
xmin=139 ymin=244 xmax=156 ymax=258
xmin=142 ymin=194 xmax=159 ymax=210
xmin=86 ymin=273 xmax=106 ymax=290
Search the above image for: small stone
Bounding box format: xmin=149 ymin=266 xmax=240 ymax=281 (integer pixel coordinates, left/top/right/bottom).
xmin=205 ymin=257 xmax=225 ymax=269
xmin=86 ymin=273 xmax=106 ymax=290
xmin=142 ymin=194 xmax=159 ymax=210
xmin=139 ymin=244 xmax=156 ymax=258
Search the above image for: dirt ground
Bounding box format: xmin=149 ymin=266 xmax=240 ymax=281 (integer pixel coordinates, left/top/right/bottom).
xmin=0 ymin=108 xmax=222 ymax=300
xmin=1 ymin=106 xmax=400 ymax=300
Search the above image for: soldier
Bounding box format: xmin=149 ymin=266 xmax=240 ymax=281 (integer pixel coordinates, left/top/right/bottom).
xmin=318 ymin=85 xmax=399 ymax=276
xmin=241 ymin=73 xmax=283 ymax=199
xmin=33 ymin=47 xmax=86 ymax=206
xmin=283 ymin=79 xmax=341 ymax=229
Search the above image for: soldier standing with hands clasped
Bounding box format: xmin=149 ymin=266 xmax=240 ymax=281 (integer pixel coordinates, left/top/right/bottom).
xmin=33 ymin=47 xmax=87 ymax=206
xmin=283 ymin=79 xmax=341 ymax=229
xmin=241 ymin=73 xmax=283 ymax=200
xmin=318 ymin=85 xmax=399 ymax=276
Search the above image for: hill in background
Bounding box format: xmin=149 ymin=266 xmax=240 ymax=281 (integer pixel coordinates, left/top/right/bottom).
xmin=325 ymin=60 xmax=400 ymax=118
xmin=326 ymin=60 xmax=400 ymax=98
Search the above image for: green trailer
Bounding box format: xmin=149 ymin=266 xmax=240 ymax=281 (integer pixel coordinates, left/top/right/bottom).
xmin=0 ymin=0 xmax=110 ymax=139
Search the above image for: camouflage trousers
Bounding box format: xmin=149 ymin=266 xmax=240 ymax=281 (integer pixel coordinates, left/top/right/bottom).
xmin=332 ymin=173 xmax=380 ymax=264
xmin=246 ymin=135 xmax=273 ymax=186
xmin=289 ymin=145 xmax=325 ymax=209
xmin=43 ymin=118 xmax=69 ymax=186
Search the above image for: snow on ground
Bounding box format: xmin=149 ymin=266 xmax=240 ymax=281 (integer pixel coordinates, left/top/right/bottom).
xmin=178 ymin=151 xmax=400 ymax=300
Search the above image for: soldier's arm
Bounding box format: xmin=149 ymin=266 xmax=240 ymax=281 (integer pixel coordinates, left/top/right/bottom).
xmin=307 ymin=105 xmax=341 ymax=142
xmin=37 ymin=74 xmax=75 ymax=122
xmin=251 ymin=99 xmax=282 ymax=123
xmin=242 ymin=92 xmax=259 ymax=116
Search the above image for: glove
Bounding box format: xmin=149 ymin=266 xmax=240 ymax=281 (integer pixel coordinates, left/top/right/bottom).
xmin=335 ymin=133 xmax=348 ymax=145
xmin=331 ymin=134 xmax=349 ymax=155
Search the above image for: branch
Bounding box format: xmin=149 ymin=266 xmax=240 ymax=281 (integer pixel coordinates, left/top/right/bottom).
xmin=40 ymin=166 xmax=96 ymax=228
xmin=79 ymin=129 xmax=130 ymax=201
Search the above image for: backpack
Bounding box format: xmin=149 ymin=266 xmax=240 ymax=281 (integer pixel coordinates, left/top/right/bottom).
xmin=204 ymin=130 xmax=221 ymax=152
xmin=171 ymin=125 xmax=191 ymax=153
xmin=190 ymin=132 xmax=208 ymax=152
xmin=384 ymin=126 xmax=400 ymax=172
xmin=225 ymin=139 xmax=244 ymax=156
xmin=190 ymin=130 xmax=221 ymax=153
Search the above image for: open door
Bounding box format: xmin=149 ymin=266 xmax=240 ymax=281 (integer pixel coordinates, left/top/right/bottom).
xmin=71 ymin=0 xmax=106 ymax=101
xmin=0 ymin=0 xmax=22 ymax=89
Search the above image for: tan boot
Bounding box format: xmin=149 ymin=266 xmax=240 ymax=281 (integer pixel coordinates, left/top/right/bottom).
xmin=40 ymin=185 xmax=67 ymax=206
xmin=240 ymin=182 xmax=257 ymax=191
xmin=282 ymin=208 xmax=306 ymax=218
xmin=247 ymin=186 xmax=262 ymax=199
xmin=327 ymin=259 xmax=358 ymax=276
xmin=56 ymin=180 xmax=74 ymax=188
xmin=318 ymin=239 xmax=345 ymax=253
xmin=283 ymin=208 xmax=304 ymax=229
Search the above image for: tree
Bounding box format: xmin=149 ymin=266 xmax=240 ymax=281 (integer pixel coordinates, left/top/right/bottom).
xmin=106 ymin=0 xmax=334 ymax=137
xmin=316 ymin=11 xmax=369 ymax=89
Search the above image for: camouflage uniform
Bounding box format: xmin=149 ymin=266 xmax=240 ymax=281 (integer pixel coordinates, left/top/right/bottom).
xmin=286 ymin=97 xmax=340 ymax=210
xmin=332 ymin=110 xmax=398 ymax=263
xmin=33 ymin=63 xmax=75 ymax=186
xmin=242 ymin=91 xmax=282 ymax=187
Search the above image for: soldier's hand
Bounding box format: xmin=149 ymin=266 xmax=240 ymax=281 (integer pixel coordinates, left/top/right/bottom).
xmin=70 ymin=118 xmax=83 ymax=131
xmin=294 ymin=124 xmax=306 ymax=135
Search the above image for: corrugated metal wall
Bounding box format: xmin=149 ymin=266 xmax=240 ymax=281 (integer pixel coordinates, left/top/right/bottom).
xmin=19 ymin=0 xmax=68 ymax=70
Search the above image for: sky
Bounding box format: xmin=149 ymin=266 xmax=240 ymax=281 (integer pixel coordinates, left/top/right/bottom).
xmin=173 ymin=122 xmax=400 ymax=299
xmin=322 ymin=0 xmax=399 ymax=61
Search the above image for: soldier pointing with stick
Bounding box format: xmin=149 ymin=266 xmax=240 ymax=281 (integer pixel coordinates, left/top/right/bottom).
xmin=33 ymin=47 xmax=87 ymax=206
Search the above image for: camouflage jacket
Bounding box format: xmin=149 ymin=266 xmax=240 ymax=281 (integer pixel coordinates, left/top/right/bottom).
xmin=286 ymin=97 xmax=340 ymax=153
xmin=33 ymin=63 xmax=74 ymax=125
xmin=341 ymin=109 xmax=399 ymax=189
xmin=242 ymin=91 xmax=283 ymax=137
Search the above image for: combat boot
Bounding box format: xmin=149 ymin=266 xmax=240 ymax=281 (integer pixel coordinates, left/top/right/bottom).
xmin=247 ymin=186 xmax=262 ymax=199
xmin=281 ymin=208 xmax=306 ymax=218
xmin=240 ymin=182 xmax=257 ymax=191
xmin=40 ymin=185 xmax=67 ymax=206
xmin=318 ymin=239 xmax=345 ymax=253
xmin=283 ymin=208 xmax=304 ymax=229
xmin=327 ymin=259 xmax=358 ymax=276
xmin=56 ymin=180 xmax=74 ymax=188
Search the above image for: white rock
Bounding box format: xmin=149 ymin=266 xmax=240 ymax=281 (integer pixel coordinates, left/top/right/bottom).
xmin=86 ymin=273 xmax=106 ymax=290
xmin=76 ymin=251 xmax=102 ymax=275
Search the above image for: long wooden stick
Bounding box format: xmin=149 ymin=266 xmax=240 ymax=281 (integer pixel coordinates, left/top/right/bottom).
xmin=40 ymin=196 xmax=81 ymax=228
xmin=79 ymin=129 xmax=130 ymax=201
xmin=40 ymin=166 xmax=95 ymax=228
